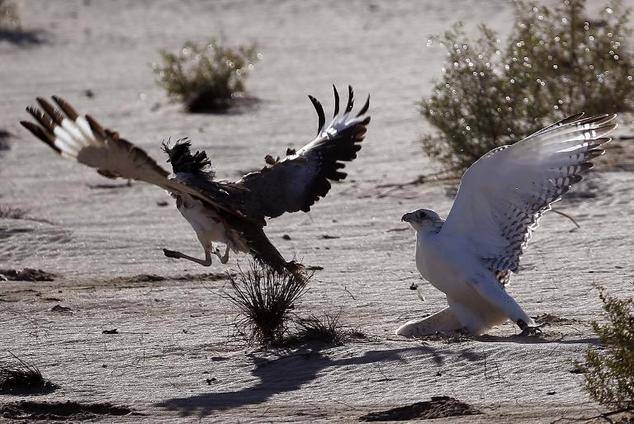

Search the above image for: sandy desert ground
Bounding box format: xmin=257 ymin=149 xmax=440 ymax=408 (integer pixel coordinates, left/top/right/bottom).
xmin=0 ymin=0 xmax=633 ymax=422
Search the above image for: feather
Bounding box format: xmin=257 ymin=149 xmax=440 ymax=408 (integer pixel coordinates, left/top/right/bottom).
xmin=162 ymin=138 xmax=215 ymax=178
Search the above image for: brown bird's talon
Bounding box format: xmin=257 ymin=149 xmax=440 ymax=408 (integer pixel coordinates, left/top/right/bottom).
xmin=163 ymin=249 xmax=179 ymax=259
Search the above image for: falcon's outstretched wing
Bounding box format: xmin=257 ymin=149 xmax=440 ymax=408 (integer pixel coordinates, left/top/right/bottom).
xmin=237 ymin=85 xmax=370 ymax=219
xmin=20 ymin=97 xmax=249 ymax=220
xmin=441 ymin=113 xmax=617 ymax=276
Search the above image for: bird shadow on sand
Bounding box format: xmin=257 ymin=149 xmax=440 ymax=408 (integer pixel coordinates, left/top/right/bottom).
xmin=156 ymin=344 xmax=481 ymax=417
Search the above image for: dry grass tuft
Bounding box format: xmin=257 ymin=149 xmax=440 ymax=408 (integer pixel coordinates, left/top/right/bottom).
xmin=225 ymin=261 xmax=308 ymax=347
xmin=0 ymin=205 xmax=27 ymax=219
xmin=421 ymin=0 xmax=633 ymax=175
xmin=0 ymin=354 xmax=58 ymax=395
xmin=577 ymin=287 xmax=633 ymax=413
xmin=284 ymin=313 xmax=366 ymax=347
xmin=153 ymin=38 xmax=260 ymax=113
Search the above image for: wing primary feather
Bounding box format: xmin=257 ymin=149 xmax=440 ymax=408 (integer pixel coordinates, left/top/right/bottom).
xmin=20 ymin=121 xmax=61 ymax=153
xmin=85 ymin=114 xmax=107 ymax=139
xmin=356 ymin=94 xmax=370 ymax=117
xmin=36 ymin=97 xmax=64 ymax=125
xmin=51 ymin=96 xmax=79 ymax=120
xmin=579 ymin=162 xmax=594 ymax=173
xmin=585 ymin=149 xmax=605 ymax=159
xmin=332 ymin=85 xmax=340 ymax=117
xmin=529 ymin=112 xmax=585 ymax=138
xmin=308 ymin=95 xmax=325 ymax=134
xmin=345 ymin=85 xmax=354 ymax=113
xmin=26 ymin=106 xmax=55 ymax=135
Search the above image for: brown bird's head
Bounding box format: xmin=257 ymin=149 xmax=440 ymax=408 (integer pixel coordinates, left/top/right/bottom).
xmin=162 ymin=138 xmax=214 ymax=178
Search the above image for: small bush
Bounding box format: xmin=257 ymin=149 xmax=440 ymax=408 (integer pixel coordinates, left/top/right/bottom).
xmin=0 ymin=354 xmax=57 ymax=395
xmin=153 ymin=38 xmax=260 ymax=113
xmin=0 ymin=0 xmax=19 ymax=30
xmin=225 ymin=261 xmax=308 ymax=346
xmin=578 ymin=288 xmax=633 ymax=412
xmin=421 ymin=0 xmax=633 ymax=175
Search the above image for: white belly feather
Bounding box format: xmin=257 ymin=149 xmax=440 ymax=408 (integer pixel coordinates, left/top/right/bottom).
xmin=177 ymin=194 xmax=229 ymax=248
xmin=415 ymin=231 xmax=507 ymax=334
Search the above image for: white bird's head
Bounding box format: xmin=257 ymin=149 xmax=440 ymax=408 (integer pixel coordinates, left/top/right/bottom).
xmin=401 ymin=209 xmax=442 ymax=232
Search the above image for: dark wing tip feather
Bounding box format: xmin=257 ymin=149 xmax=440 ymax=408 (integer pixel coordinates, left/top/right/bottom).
xmin=356 ymin=94 xmax=370 ymax=117
xmin=345 ymin=85 xmax=354 ymax=113
xmin=51 ymin=96 xmax=79 ymax=120
xmin=561 ymin=112 xmax=585 ymax=125
xmin=579 ymin=162 xmax=594 ymax=173
xmin=85 ymin=114 xmax=106 ymax=138
xmin=332 ymin=85 xmax=340 ymax=117
xmin=36 ymin=97 xmax=64 ymax=125
xmin=308 ymin=95 xmax=325 ymax=135
xmin=20 ymin=120 xmax=60 ymax=153
xmin=26 ymin=105 xmax=55 ymax=134
xmin=586 ymin=149 xmax=605 ymax=160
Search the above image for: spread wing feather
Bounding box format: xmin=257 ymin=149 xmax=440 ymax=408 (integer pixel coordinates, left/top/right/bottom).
xmin=20 ymin=97 xmax=250 ymax=220
xmin=441 ymin=113 xmax=617 ymax=277
xmin=237 ymin=85 xmax=370 ymax=219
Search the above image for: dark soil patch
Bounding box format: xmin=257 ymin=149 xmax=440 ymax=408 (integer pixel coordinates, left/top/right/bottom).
xmin=108 ymin=272 xmax=230 ymax=285
xmin=306 ymin=265 xmax=324 ymax=271
xmin=359 ymin=396 xmax=480 ymax=421
xmin=50 ymin=304 xmax=72 ymax=313
xmin=416 ymin=331 xmax=474 ymax=343
xmin=0 ymin=29 xmax=45 ymax=46
xmin=0 ymin=129 xmax=10 ymax=151
xmin=0 ymin=401 xmax=133 ymax=420
xmin=88 ymin=182 xmax=132 ymax=189
xmin=0 ymin=268 xmax=56 ymax=282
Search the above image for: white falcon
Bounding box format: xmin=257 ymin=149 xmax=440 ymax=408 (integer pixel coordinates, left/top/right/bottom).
xmin=397 ymin=113 xmax=617 ymax=337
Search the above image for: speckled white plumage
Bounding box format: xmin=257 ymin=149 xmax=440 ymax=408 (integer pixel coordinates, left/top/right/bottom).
xmin=398 ymin=113 xmax=617 ymax=337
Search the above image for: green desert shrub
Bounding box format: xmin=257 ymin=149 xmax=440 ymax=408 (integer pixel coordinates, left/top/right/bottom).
xmin=421 ymin=0 xmax=633 ymax=174
xmin=578 ymin=288 xmax=633 ymax=412
xmin=153 ymin=39 xmax=260 ymax=113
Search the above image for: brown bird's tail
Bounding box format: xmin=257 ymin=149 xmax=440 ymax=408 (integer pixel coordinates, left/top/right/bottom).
xmin=242 ymin=225 xmax=308 ymax=282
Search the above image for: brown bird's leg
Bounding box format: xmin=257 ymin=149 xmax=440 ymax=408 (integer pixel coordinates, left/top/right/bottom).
xmin=163 ymin=247 xmax=212 ymax=266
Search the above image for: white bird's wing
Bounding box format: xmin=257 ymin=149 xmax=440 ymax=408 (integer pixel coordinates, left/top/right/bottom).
xmin=20 ymin=97 xmax=250 ymax=220
xmin=441 ymin=113 xmax=617 ymax=278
